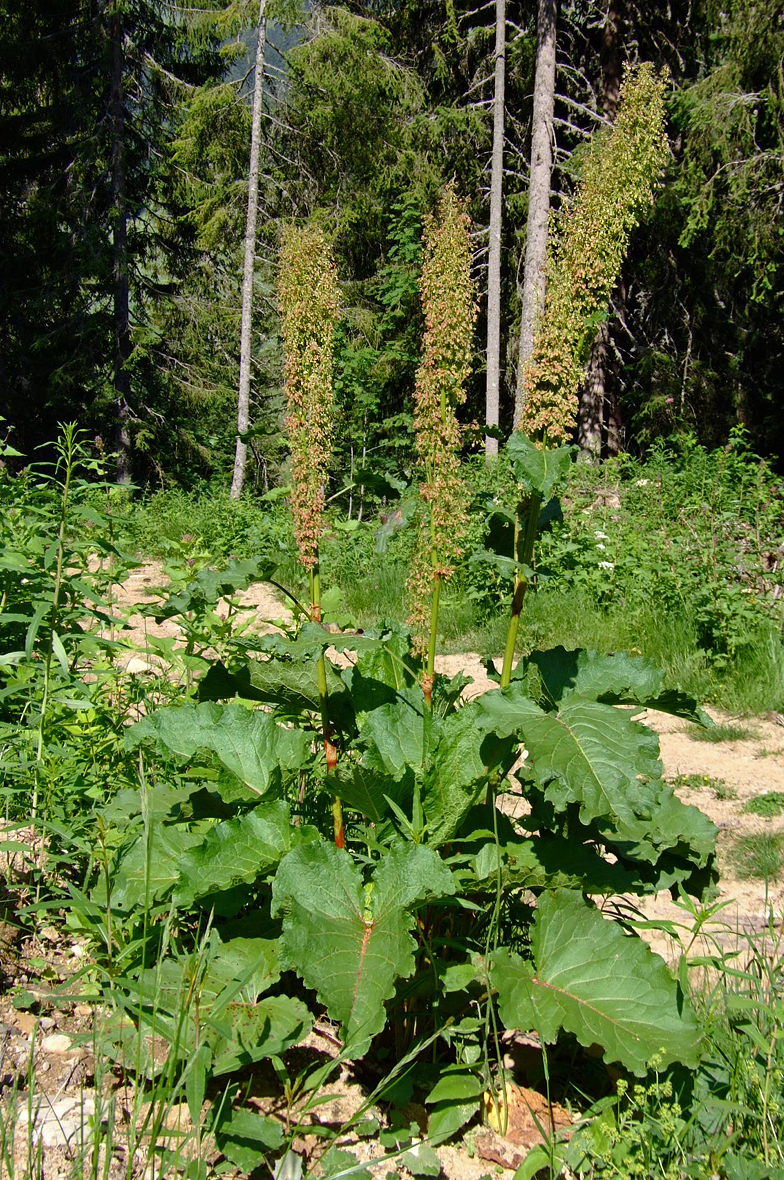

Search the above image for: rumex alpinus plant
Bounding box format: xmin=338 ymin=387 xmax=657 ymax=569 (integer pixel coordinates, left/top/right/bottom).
xmin=407 ymin=185 xmax=476 ymax=704
xmin=278 ymin=223 xmax=344 ymax=844
xmin=80 ymin=179 xmax=720 ymax=1177
xmin=500 ymin=64 xmax=668 ymax=685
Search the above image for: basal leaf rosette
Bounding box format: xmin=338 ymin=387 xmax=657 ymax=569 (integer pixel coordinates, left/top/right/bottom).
xmin=279 ymin=225 xmax=340 ymax=569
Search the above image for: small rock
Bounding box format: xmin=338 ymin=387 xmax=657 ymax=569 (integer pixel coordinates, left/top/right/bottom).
xmin=123 ymin=656 xmax=154 ymax=675
xmin=40 ymin=1032 xmax=71 ymax=1054
xmin=39 ymin=1016 xmax=55 ymax=1031
xmin=18 ymin=1094 xmax=95 ymax=1148
xmin=74 ymin=1003 xmax=93 ymax=1018
xmin=14 ymin=1011 xmax=38 ymax=1037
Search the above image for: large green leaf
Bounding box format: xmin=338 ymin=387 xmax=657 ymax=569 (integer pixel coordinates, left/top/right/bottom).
xmin=594 ymin=781 xmax=718 ymax=870
xmin=423 ymin=704 xmax=516 ymax=844
xmin=109 ymin=825 xmax=204 ymax=910
xmin=506 ymin=433 xmax=574 ymax=500
xmin=516 ymin=647 xmax=708 ymax=722
xmin=131 ymin=947 xmax=311 ymax=1076
xmin=174 ymin=800 xmax=318 ymax=906
xmin=470 ymin=833 xmax=642 ymax=895
xmin=127 ymin=702 xmax=310 ymax=793
xmin=329 ymin=758 xmax=413 ymax=823
xmin=477 ymin=687 xmax=662 ymax=828
xmin=206 ymin=995 xmax=312 ymax=1075
xmin=271 ymin=842 xmax=455 ymax=1055
xmin=359 ymin=696 xmax=426 ymax=777
xmin=213 ymin=1106 xmax=285 ymax=1172
xmin=491 ymin=890 xmax=702 ymax=1076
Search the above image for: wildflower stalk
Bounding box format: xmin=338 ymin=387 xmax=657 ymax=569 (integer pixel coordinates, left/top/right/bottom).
xmin=408 ymin=187 xmax=476 ymax=707
xmin=501 ymin=66 xmax=668 ymax=680
xmin=279 ymin=224 xmax=343 ymax=846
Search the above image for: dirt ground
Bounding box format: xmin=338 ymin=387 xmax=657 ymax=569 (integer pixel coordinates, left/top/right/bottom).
xmin=2 ymin=563 xmax=783 ymax=1179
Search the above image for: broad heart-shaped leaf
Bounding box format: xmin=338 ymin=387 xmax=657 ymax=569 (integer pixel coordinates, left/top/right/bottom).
xmin=593 ymin=781 xmax=717 ymax=871
xmin=271 ymin=842 xmax=455 ymax=1056
xmin=127 ymin=702 xmax=309 ymax=794
xmin=423 ymin=703 xmax=517 ymax=845
xmin=108 ymin=825 xmax=204 ymax=911
xmin=491 ymin=890 xmax=702 ymax=1076
xmin=506 ymin=433 xmax=574 ymax=500
xmin=174 ymin=800 xmax=319 ymax=907
xmin=359 ymin=695 xmax=426 ymax=778
xmin=206 ymin=995 xmax=312 ymax=1075
xmin=477 ymin=686 xmax=661 ymax=829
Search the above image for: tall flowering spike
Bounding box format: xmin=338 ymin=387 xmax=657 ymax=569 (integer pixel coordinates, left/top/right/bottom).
xmin=408 ymin=186 xmax=477 ymax=656
xmin=518 ymin=64 xmax=668 ymax=443
xmin=279 ymin=224 xmax=340 ymax=570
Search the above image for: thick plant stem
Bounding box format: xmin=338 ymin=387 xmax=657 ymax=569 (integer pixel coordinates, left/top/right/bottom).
xmin=310 ymin=564 xmax=343 ymax=848
xmin=423 ymin=567 xmax=441 ymax=710
xmin=499 ymin=492 xmax=541 ymax=688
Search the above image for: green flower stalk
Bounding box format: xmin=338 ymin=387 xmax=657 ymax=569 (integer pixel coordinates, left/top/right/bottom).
xmin=407 ymin=185 xmax=477 ymax=706
xmin=502 ymin=65 xmax=668 ymax=687
xmin=279 ymin=224 xmax=344 ymax=846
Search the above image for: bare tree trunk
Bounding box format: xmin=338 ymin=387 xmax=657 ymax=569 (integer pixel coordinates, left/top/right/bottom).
xmin=231 ymin=0 xmax=267 ymax=500
xmin=110 ymin=0 xmax=132 ymax=484
xmin=578 ymin=0 xmax=624 ymax=461
xmin=578 ymin=322 xmax=608 ymax=458
xmin=485 ymin=0 xmax=506 ymax=459
xmin=515 ymin=0 xmax=557 ymax=428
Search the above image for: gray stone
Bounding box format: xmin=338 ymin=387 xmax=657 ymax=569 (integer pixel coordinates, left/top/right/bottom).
xmin=17 ymin=1094 xmax=96 ymax=1148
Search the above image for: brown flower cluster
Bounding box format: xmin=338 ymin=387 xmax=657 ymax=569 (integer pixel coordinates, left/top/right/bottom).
xmin=407 ymin=186 xmax=477 ymax=652
xmin=518 ymin=64 xmax=668 ymax=443
xmin=278 ymin=225 xmax=340 ymax=570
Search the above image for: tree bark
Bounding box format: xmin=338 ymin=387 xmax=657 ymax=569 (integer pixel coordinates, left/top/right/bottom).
xmin=485 ymin=0 xmax=506 ymax=459
xmin=515 ymin=0 xmax=557 ymax=428
xmin=110 ymin=0 xmax=132 ymax=484
xmin=577 ymin=0 xmax=624 ymax=461
xmin=231 ymin=0 xmax=267 ymax=500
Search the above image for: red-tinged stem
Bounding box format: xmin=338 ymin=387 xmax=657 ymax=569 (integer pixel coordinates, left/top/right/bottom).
xmin=310 ymin=562 xmax=344 ymax=847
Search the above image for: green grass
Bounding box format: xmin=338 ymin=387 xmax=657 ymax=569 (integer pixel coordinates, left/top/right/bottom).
xmin=735 ymin=832 xmax=784 ymax=881
xmin=672 ymin=773 xmax=737 ymax=799
xmin=688 ymin=721 xmax=758 ymax=742
xmin=743 ymin=792 xmax=784 ymax=818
